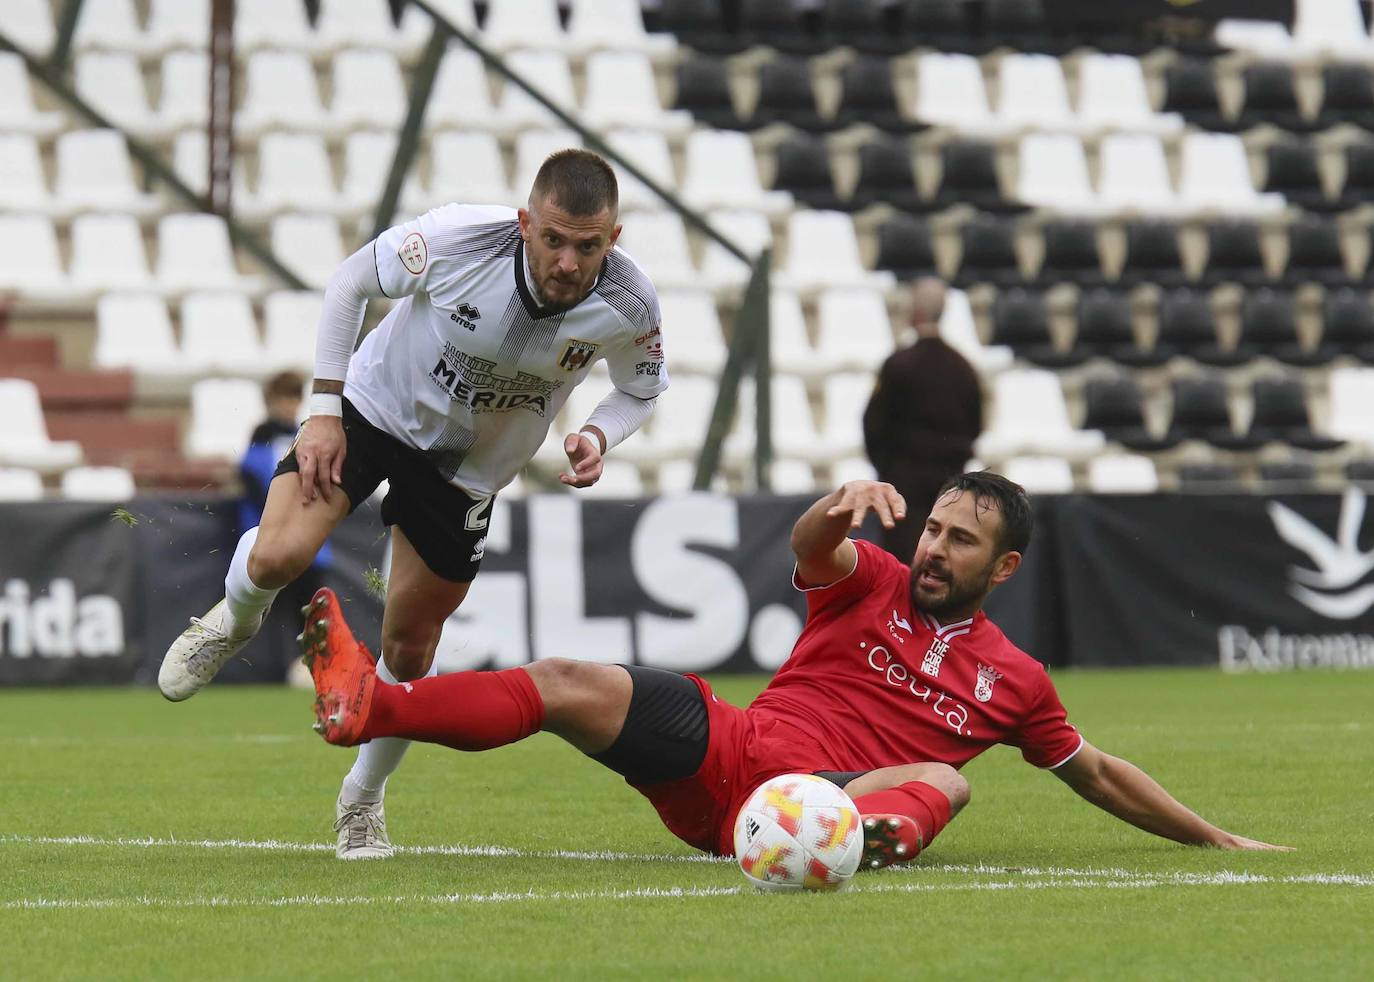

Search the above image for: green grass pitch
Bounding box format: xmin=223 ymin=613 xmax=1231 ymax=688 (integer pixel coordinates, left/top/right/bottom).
xmin=2 ymin=669 xmax=1372 ymax=980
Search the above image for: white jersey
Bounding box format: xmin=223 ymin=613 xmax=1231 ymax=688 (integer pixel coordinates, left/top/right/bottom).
xmin=344 ymin=204 xmax=668 ymax=496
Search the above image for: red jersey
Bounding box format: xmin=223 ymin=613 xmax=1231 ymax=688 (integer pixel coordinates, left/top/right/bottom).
xmin=748 ymin=539 xmax=1082 ymax=772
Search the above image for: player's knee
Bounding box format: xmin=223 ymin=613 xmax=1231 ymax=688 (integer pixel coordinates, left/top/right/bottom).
xmin=526 ymin=658 xmax=620 ymax=712
xmin=925 ymin=763 xmax=971 ymax=814
xmin=379 ymin=629 xmax=439 ymax=682
xmin=246 ymin=537 xmax=310 ymax=589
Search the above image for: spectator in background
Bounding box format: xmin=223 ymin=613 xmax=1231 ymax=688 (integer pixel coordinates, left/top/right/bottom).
xmin=863 ymin=277 xmax=983 ymax=564
xmin=239 ymin=371 xmax=330 ymax=683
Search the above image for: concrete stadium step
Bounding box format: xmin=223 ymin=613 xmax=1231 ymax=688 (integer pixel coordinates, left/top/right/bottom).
xmin=0 ymin=334 xmax=60 ymax=367
xmin=46 ymin=412 xmax=180 ymax=456
xmin=4 ymin=366 xmax=135 ymax=410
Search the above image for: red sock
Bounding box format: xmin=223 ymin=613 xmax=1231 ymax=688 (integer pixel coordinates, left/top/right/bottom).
xmin=851 ymin=781 xmax=953 ymax=856
xmin=360 ymin=668 xmax=545 ymax=751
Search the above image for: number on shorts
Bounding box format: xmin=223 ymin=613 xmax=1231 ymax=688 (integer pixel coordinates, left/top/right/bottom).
xmin=464 ymin=494 xmax=494 ymax=532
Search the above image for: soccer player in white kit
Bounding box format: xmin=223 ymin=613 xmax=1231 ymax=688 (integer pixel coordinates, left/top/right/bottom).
xmin=157 ymin=150 xmax=668 ymax=858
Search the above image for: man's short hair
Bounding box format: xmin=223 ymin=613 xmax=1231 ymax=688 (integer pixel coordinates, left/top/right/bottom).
xmin=263 ymin=370 xmax=305 ymax=402
xmin=936 ymin=470 xmax=1033 ymax=556
xmin=530 ymin=148 xmax=619 ymax=217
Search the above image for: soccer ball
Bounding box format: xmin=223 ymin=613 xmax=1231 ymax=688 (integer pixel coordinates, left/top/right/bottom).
xmin=733 ymin=773 xmax=863 ymax=893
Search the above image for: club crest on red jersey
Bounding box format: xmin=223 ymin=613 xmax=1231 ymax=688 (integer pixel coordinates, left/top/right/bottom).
xmin=974 ymin=663 xmax=1003 ymax=703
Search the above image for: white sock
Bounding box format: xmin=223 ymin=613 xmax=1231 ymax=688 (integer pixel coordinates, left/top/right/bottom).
xmin=340 ymin=655 xmax=439 ymax=805
xmin=223 ymin=527 xmax=279 ymax=637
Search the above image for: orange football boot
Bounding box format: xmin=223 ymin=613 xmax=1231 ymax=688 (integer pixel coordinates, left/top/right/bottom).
xmin=298 ymin=588 xmax=377 ymax=747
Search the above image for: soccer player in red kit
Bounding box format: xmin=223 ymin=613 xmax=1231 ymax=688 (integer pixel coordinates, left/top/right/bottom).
xmin=302 ymin=472 xmax=1289 ymax=863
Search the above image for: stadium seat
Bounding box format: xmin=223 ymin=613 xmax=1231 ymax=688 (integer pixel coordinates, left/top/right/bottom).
xmin=930 ymin=140 xmax=1023 ymax=214
xmin=412 ymin=131 xmax=510 ymax=214
xmin=171 ymin=130 xmax=208 ymax=197
xmin=834 ymin=56 xmax=918 ymax=132
xmin=681 ymin=130 xmax=792 ymax=215
xmin=990 ymin=287 xmax=1085 ymax=368
xmin=656 ymin=0 xmax=742 ymax=55
xmin=1335 ymin=142 xmax=1374 ymax=215
xmin=583 ymin=52 xmax=690 ymax=135
xmin=1001 ymin=456 xmax=1074 ymax=494
xmin=903 ymin=0 xmax=976 ymax=52
xmin=272 ymin=215 xmax=346 ymax=291
xmin=1118 ymin=221 xmax=1188 ymax=289
xmin=1016 ymin=133 xmax=1099 ymax=215
xmin=1315 ymin=64 xmax=1374 ymax=131
xmin=1177 ymin=462 xmax=1243 ymax=490
xmin=0 ymin=135 xmax=56 ymax=215
xmin=954 ymin=214 xmax=1021 ymax=288
xmin=1157 ymin=287 xmax=1246 ymax=367
xmin=0 ymin=215 xmax=69 ymax=301
xmin=769 ymin=288 xmax=822 ymax=380
xmin=914 ymin=53 xmax=1001 ymax=135
xmin=263 ymin=291 xmax=324 ymax=373
xmin=1283 ymin=215 xmax=1350 ymax=287
xmin=1082 ymin=373 xmax=1177 ymax=451
xmin=237 ymin=51 xmax=329 ymax=137
xmin=739 ymin=0 xmax=824 ymax=55
xmin=614 ymin=211 xmax=697 ymax=290
xmin=1076 ymin=289 xmax=1164 ymax=367
xmin=1039 ymin=221 xmax=1106 ymax=288
xmin=1257 ymin=459 xmax=1317 ymax=485
xmin=1236 ymin=288 xmax=1332 ymax=367
xmin=816 ymin=289 xmax=894 ymax=372
xmin=727 ymin=375 xmax=825 ymax=465
xmin=155 ymin=50 xmax=209 ymax=138
xmin=820 ymin=373 xmax=878 ymax=463
xmin=672 ymin=54 xmax=742 ymax=130
xmin=495 ymin=51 xmax=578 ymax=134
xmin=1328 ymin=366 xmax=1374 ymax=444
xmin=0 ymin=467 xmax=44 ymax=501
xmin=340 ymin=130 xmax=397 ymax=220
xmin=1087 ymin=454 xmax=1160 ymax=493
xmin=745 ymin=55 xmax=828 ymax=132
xmin=511 ymin=129 xmax=581 ymax=202
xmin=1261 ymin=138 xmax=1330 ymax=213
xmin=75 ymin=52 xmax=158 ymax=138
xmin=483 ymin=0 xmax=567 ymax=52
xmin=849 ymin=136 xmax=921 ymax=212
xmin=768 ymin=458 xmax=818 ymax=494
xmin=984 ymin=0 xmax=1053 ymax=51
xmin=578 ymin=461 xmax=646 ymax=499
xmin=648 ymin=375 xmax=719 ymax=459
xmin=70 ymin=214 xmax=153 ymax=294
xmin=1246 ymin=376 xmax=1344 ymax=451
xmin=830 ymin=455 xmax=879 ymax=488
xmin=1292 ymin=0 xmax=1374 ymax=59
xmin=656 ymin=289 xmax=727 ymax=375
xmin=940 ymin=288 xmax=1014 ymax=374
xmin=567 ymin=0 xmax=676 ymax=58
xmin=2 ymin=0 xmax=57 ymax=56
xmin=422 ymin=0 xmax=478 ymax=33
xmin=61 ymin=465 xmax=136 ymax=502
xmin=0 ymin=52 xmax=63 ymax=135
xmin=975 ymin=368 xmax=1105 ymax=460
xmin=185 ymin=378 xmax=267 ymax=459
xmin=241 ymin=133 xmax=339 ymax=220
xmin=1201 ymin=221 xmax=1268 ymax=287
xmin=181 ymin=293 xmax=267 ymax=376
xmin=145 ymin=0 xmax=208 ymax=53
xmin=994 ymin=54 xmax=1085 ymax=134
xmin=1234 ymin=63 xmax=1312 ymax=133
xmin=1215 ymin=19 xmax=1295 ymax=59
xmin=1161 ymin=59 xmax=1232 ymax=133
xmin=156 ymin=214 xmax=251 ymax=295
xmin=778 ymin=211 xmax=894 ymax=292
xmin=1321 ymin=288 xmax=1374 ymax=363
xmin=93 ymin=293 xmax=181 ymax=375
xmin=873 ymin=214 xmax=937 ymax=281
xmin=1097 ymin=133 xmax=1183 ymax=219
xmin=72 ymin=0 xmax=149 ymax=54
xmin=329 ymin=49 xmax=407 ymax=132
xmin=0 ymin=379 xmax=82 ymax=472
xmin=54 ymin=130 xmax=158 ymax=217
xmin=1178 ymin=133 xmax=1284 ymax=217
xmin=1075 ymin=54 xmax=1183 ymax=137
xmin=234 ymin=0 xmax=325 ymax=52
xmin=316 ymin=0 xmax=428 ymax=58
xmin=606 ymin=129 xmax=676 ymax=212
xmin=1165 ymin=374 xmax=1260 ymax=450
xmin=699 ymin=209 xmax=773 ymax=290
xmin=424 ymin=50 xmax=499 ymax=131
xmin=771 ymin=134 xmax=843 ymax=212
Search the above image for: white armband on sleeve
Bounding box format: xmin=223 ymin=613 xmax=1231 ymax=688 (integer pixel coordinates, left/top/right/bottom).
xmin=313 ymin=241 xmax=389 ymax=383
xmin=582 ymin=388 xmax=657 ymax=453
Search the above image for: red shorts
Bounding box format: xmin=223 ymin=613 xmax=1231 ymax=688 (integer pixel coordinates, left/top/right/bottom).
xmin=628 ymin=675 xmax=839 ymax=856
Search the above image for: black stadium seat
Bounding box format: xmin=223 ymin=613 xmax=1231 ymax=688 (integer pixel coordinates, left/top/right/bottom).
xmin=1283 ymin=215 xmax=1349 ymax=288
xmin=771 ymin=133 xmax=844 ymax=210
xmin=984 ymin=0 xmax=1055 ymax=52
xmin=1315 ymin=63 xmax=1374 ymax=131
xmin=873 ymin=214 xmax=937 ymax=280
xmin=1076 ymin=288 xmax=1167 ymax=367
xmin=1246 ymin=377 xmax=1344 ymax=452
xmin=1083 ymin=373 xmax=1179 ymax=451
xmin=832 ymin=56 xmax=922 ymax=132
xmin=1336 ymin=141 xmax=1374 ymax=211
xmin=1162 ymin=58 xmax=1232 ymax=132
xmin=672 ymin=54 xmax=742 ymax=129
xmin=954 ymin=214 xmax=1021 ymax=287
xmin=1038 ymin=221 xmax=1105 ymax=288
xmin=1119 ymin=221 xmax=1188 ymax=289
xmin=744 ymin=55 xmax=828 ymax=132
xmin=1202 ymin=221 xmax=1267 ymax=287
xmin=1258 ymin=459 xmax=1318 ymax=484
xmin=1156 ymin=287 xmax=1247 ymax=367
xmin=848 ymin=135 xmax=921 ymax=212
xmin=931 ymin=140 xmax=1025 ymax=213
xmin=1235 ymin=63 xmax=1313 ymax=133
xmin=903 ymin=0 xmax=979 ymax=53
xmin=991 ymin=287 xmax=1085 ymax=368
xmin=657 ymin=0 xmax=745 ymax=55
xmin=1322 ymin=288 xmax=1374 ymax=362
xmin=1237 ymin=288 xmax=1334 ymax=367
xmin=823 ymin=0 xmax=907 ymax=56
xmin=1166 ymin=375 xmax=1261 ymax=450
xmin=1262 ymin=138 xmax=1331 ymax=212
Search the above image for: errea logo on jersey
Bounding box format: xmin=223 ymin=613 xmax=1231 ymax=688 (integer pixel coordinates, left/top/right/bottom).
xmin=450 ymin=302 xmax=481 ymax=331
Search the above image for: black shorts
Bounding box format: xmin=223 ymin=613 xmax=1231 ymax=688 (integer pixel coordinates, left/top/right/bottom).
xmin=274 ymin=398 xmax=495 ymax=583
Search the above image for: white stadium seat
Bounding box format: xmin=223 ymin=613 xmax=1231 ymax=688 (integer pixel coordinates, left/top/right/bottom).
xmin=1215 ymin=19 xmax=1296 ymax=58
xmin=330 ymin=48 xmax=408 ymax=132
xmin=155 ymin=50 xmax=209 ymax=137
xmin=1177 ymin=133 xmax=1285 ymax=217
xmin=0 ymin=379 xmax=82 ymax=472
xmin=994 ymin=54 xmax=1086 ymax=134
xmin=1088 ymin=454 xmax=1160 ymax=493
xmin=976 ymin=368 xmax=1106 ymax=461
xmin=700 ymin=209 xmax=773 ymax=291
xmin=512 ymin=129 xmax=581 ymax=200
xmin=0 ymin=215 xmax=69 ymax=301
xmin=566 ymin=0 xmax=676 ymax=58
xmin=579 ymin=461 xmax=645 ymax=499
xmin=939 ymin=288 xmax=1013 ymax=374
xmin=0 ymin=135 xmax=56 ymax=215
xmin=1076 ymin=54 xmax=1182 ymax=136
xmin=605 ymin=129 xmax=676 ymax=211
xmin=72 ymin=0 xmax=150 ymax=55
xmin=1327 ymin=367 xmax=1374 ymax=446
xmin=145 ymin=0 xmax=209 ymax=54
xmin=74 ymin=52 xmax=158 ymax=139
xmin=614 ymin=211 xmax=697 ymax=290
xmin=70 ymin=213 xmax=154 ymax=294
xmin=241 ymin=133 xmax=339 ymax=220
xmin=271 ymin=214 xmax=346 ymax=290
xmin=61 ymin=466 xmax=136 ymax=502
xmin=425 ymin=0 xmax=478 ymax=32
xmin=171 ymin=130 xmax=207 ymax=196
xmin=582 ymin=51 xmax=690 ymax=135
xmin=819 ymin=372 xmax=877 ymax=463
xmin=1293 ymin=0 xmax=1374 ymax=59
xmin=263 ymin=291 xmax=324 ymax=373
xmin=726 ymin=376 xmax=822 ymax=465
xmin=483 ymin=0 xmax=567 ymax=53
xmin=54 ymin=130 xmax=159 ymax=216
xmin=3 ymin=0 xmax=57 ymax=56
xmin=317 ymin=0 xmax=428 ymax=58
xmin=816 ymin=288 xmax=894 ymax=372
xmin=234 ymin=0 xmax=325 ymax=52
xmin=495 ymin=50 xmax=578 ymax=134
xmin=1002 ymin=455 xmax=1075 ymax=494
xmin=656 ymin=289 xmax=727 ymax=374
xmin=1016 ymin=133 xmax=1100 ymax=215
xmin=769 ymin=459 xmax=817 ymax=494
xmin=341 ymin=130 xmax=397 ymax=219
xmin=181 ymin=293 xmax=267 ymax=376
xmin=778 ymin=211 xmax=894 ymax=292
xmin=185 ymin=378 xmax=266 ymax=459
xmin=424 ymin=50 xmax=499 ymax=131
xmin=94 ymin=293 xmax=182 ymax=375
xmin=648 ymin=375 xmax=718 ymax=459
xmin=769 ymin=288 xmax=821 ymax=380
xmin=156 ymin=213 xmax=250 ymax=294
xmin=830 ymin=456 xmax=878 ymax=487
xmin=0 ymin=53 xmax=64 ymax=135
xmin=237 ymin=50 xmax=329 ymax=137
xmin=681 ymin=130 xmax=793 ymax=215
xmin=413 ymin=130 xmax=511 ymax=212
xmin=0 ymin=467 xmax=44 ymax=501
xmin=914 ymin=53 xmax=1001 ymax=135
xmin=1097 ymin=133 xmax=1184 ymax=218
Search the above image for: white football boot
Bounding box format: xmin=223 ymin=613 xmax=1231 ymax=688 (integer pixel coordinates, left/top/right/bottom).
xmin=157 ymin=599 xmax=265 ymax=701
xmin=334 ymin=794 xmax=394 ymax=860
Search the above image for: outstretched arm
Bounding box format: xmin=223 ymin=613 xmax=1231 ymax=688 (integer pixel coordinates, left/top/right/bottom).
xmin=1053 ymin=741 xmax=1291 ymax=851
xmin=791 ymin=481 xmax=907 ymax=586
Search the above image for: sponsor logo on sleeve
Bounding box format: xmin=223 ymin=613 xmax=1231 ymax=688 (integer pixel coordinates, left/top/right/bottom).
xmin=399 ymin=231 xmax=427 ymax=275
xmin=558 ymin=338 xmax=600 ymax=372
xmin=633 ymin=324 xmax=662 ymax=346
